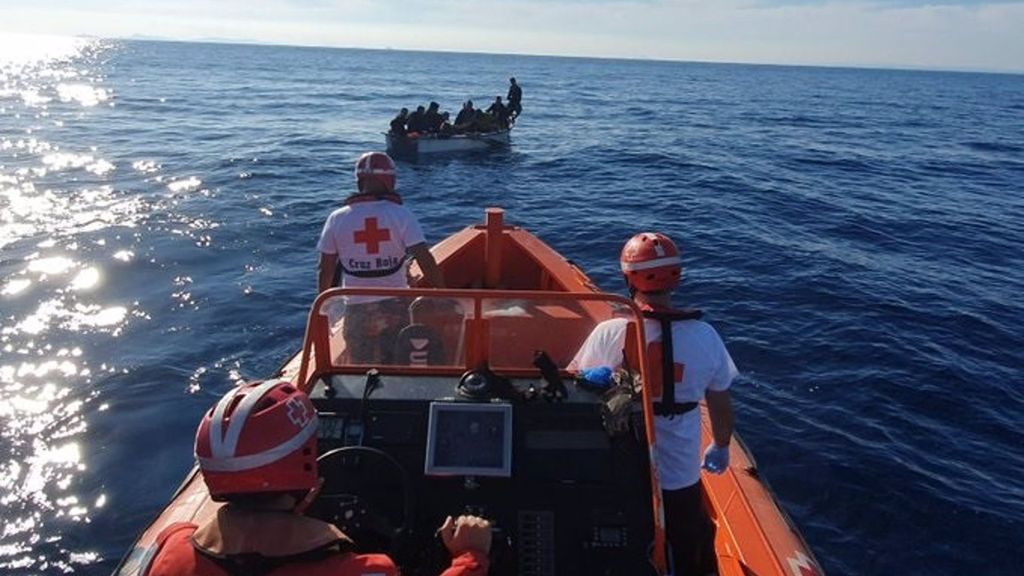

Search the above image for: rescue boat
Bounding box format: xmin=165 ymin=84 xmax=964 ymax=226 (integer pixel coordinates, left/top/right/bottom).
xmin=115 ymin=208 xmax=822 ymax=576
xmin=385 ymin=129 xmax=511 ymax=157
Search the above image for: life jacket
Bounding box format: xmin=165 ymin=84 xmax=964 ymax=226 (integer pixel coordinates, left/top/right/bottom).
xmin=640 ymin=304 xmax=703 ymax=417
xmin=143 ymin=506 xmax=398 ymax=576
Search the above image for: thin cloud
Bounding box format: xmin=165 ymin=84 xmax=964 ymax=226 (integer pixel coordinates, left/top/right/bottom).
xmin=1 ymin=0 xmax=1022 ymax=72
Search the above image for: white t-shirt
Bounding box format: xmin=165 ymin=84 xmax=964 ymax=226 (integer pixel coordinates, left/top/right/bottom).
xmin=317 ymin=200 xmax=426 ymax=302
xmin=571 ymin=316 xmax=738 ymax=490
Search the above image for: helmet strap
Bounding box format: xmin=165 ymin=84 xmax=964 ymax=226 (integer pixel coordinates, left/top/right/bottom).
xmin=633 ymin=289 xmax=673 ymax=308
xmin=359 ymin=174 xmax=395 ymax=194
xmin=292 ymin=478 xmax=323 ymax=515
xmin=624 ymin=276 xmax=673 ymax=301
xmin=624 ymin=275 xmax=636 ymax=298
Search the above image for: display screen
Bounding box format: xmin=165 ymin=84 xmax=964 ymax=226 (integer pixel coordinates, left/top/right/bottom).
xmin=424 ymin=402 xmax=513 ymax=477
xmin=317 ymin=416 xmax=344 ymax=440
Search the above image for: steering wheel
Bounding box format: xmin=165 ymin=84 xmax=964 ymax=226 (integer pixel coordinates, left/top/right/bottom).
xmin=308 ymin=446 xmax=414 ymax=553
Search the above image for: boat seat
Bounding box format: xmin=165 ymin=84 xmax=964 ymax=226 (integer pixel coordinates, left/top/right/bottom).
xmin=393 ymin=324 xmax=446 ymax=367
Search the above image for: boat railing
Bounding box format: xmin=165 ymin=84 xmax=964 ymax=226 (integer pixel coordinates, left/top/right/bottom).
xmin=299 ymin=287 xmax=647 ymax=380
xmin=299 ymin=286 xmax=669 ymax=574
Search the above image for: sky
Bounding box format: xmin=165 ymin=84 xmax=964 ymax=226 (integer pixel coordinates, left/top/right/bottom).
xmin=1 ymin=0 xmax=1023 ymax=72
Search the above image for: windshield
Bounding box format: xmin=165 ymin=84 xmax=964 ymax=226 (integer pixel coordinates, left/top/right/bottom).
xmin=302 ymin=288 xmax=643 ymax=378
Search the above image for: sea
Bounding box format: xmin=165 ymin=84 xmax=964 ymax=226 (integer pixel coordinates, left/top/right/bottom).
xmin=1 ymin=37 xmax=1022 ymax=576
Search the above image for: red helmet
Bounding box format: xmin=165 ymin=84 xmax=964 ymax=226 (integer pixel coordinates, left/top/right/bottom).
xmin=354 ymin=151 xmax=396 ymax=193
xmin=195 ymin=380 xmax=319 ymax=500
xmin=620 ymin=232 xmax=683 ymax=293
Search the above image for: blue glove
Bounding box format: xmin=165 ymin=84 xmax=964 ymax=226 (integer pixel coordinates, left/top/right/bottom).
xmin=702 ymin=443 xmax=730 ymax=474
xmin=580 ymin=366 xmax=614 ymax=388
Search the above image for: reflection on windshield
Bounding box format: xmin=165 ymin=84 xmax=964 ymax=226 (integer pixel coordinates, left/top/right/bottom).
xmin=317 ymin=291 xmax=636 ymax=373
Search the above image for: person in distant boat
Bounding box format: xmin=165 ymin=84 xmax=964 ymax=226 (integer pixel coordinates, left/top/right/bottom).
xmin=506 ymin=77 xmax=522 ymax=121
xmin=438 ymin=112 xmax=455 ymax=136
xmin=406 ymin=105 xmax=428 ymax=135
xmin=424 ymin=101 xmax=444 ymax=133
xmin=472 ymin=108 xmax=498 ymax=132
xmin=390 ymin=107 xmax=409 ymax=136
xmin=570 ymin=232 xmax=736 ymax=576
xmin=143 ymin=379 xmax=492 ymax=576
xmin=454 ymin=100 xmax=475 ymax=130
xmin=485 ymin=96 xmax=509 ymax=129
xmin=316 ymin=151 xmax=445 ymax=364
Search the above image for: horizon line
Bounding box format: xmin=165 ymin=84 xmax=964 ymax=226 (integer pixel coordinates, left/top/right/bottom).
xmin=85 ymin=33 xmax=1024 ymax=77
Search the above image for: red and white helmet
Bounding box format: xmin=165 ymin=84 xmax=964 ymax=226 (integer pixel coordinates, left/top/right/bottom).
xmin=620 ymin=232 xmax=683 ymax=293
xmin=354 ymin=151 xmax=397 ymax=193
xmin=195 ymin=380 xmax=319 ymax=500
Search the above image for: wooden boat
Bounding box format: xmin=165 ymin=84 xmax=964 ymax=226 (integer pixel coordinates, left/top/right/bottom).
xmin=115 ymin=208 xmax=822 ymax=576
xmin=385 ymin=129 xmax=510 ymax=157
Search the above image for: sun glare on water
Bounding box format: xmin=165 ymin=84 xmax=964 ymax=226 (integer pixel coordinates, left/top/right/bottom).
xmin=0 ymin=32 xmax=126 ymax=573
xmin=0 ymin=33 xmax=93 ymax=65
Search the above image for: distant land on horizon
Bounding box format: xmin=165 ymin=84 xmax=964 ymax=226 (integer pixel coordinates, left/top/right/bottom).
xmin=109 ymin=33 xmax=1024 ymax=77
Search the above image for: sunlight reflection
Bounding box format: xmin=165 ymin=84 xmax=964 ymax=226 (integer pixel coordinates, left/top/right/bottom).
xmin=22 ymin=443 xmax=82 ymax=496
xmin=2 ymin=182 xmax=148 ymax=251
xmin=56 ymin=83 xmax=109 ymax=107
xmin=0 ymin=34 xmax=93 ymax=66
xmin=168 ymin=176 xmax=202 ymax=193
xmin=12 ymin=299 xmax=59 ymax=335
xmin=43 ymin=443 xmax=81 ymax=466
xmin=19 ymin=89 xmax=51 ymax=107
xmin=1 ymin=32 xmax=110 ymax=574
xmin=42 ymin=152 xmax=97 ymax=171
xmin=16 ymin=360 xmax=78 ymax=379
xmin=26 ymin=256 xmax=74 ymax=276
xmin=131 ymin=159 xmax=161 ymax=173
xmin=9 ymin=395 xmax=49 ymax=415
xmin=84 ymin=305 xmax=128 ymax=327
xmin=88 ymin=158 xmax=115 ymax=176
xmin=70 ymin=551 xmax=100 ymax=563
xmin=1 ymin=278 xmax=31 ymax=295
xmin=9 ymin=299 xmax=131 ymax=336
xmin=70 ymin=267 xmax=100 ymax=291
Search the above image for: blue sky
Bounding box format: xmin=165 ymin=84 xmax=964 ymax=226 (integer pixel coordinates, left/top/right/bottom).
xmin=2 ymin=0 xmax=1022 ymax=72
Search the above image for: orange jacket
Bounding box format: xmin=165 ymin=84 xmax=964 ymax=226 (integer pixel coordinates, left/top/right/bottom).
xmin=145 ymin=522 xmax=490 ymax=576
xmin=441 ymin=550 xmax=489 ymax=576
xmin=145 ymin=522 xmax=398 ymax=576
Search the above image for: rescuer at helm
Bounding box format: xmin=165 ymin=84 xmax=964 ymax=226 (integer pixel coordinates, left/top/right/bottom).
xmin=571 ymin=232 xmax=737 ymax=575
xmin=316 ymin=151 xmax=445 ymax=364
xmin=144 ymin=379 xmax=491 ymax=576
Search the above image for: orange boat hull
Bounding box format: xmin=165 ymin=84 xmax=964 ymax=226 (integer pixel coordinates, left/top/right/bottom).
xmin=115 ymin=208 xmax=821 ymax=576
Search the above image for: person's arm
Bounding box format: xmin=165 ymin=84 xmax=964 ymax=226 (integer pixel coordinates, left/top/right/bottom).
xmin=705 ymin=388 xmax=734 ymax=448
xmin=438 ymin=515 xmax=491 ymax=576
xmin=318 ymin=252 xmax=338 ymax=294
xmin=568 ymin=319 xmax=626 ymax=372
xmin=702 ymin=328 xmax=738 ymax=474
xmin=408 ymin=243 xmax=445 ymax=288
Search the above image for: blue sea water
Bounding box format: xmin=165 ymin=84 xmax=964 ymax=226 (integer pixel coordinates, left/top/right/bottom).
xmin=1 ymin=38 xmax=1023 ymax=575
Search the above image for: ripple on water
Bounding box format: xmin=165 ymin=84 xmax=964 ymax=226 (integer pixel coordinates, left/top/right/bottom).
xmin=3 ymin=37 xmax=1024 ymax=575
xmin=1 ymin=34 xmax=123 ymax=574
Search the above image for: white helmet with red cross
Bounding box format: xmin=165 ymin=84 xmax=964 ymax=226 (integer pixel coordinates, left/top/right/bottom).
xmin=354 ymin=151 xmax=396 ymax=193
xmin=620 ymin=232 xmax=683 ymax=293
xmin=194 ymin=379 xmax=319 ymax=500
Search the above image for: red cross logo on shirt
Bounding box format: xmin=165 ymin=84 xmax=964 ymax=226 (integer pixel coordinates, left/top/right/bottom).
xmin=353 ymin=217 xmax=391 ymax=254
